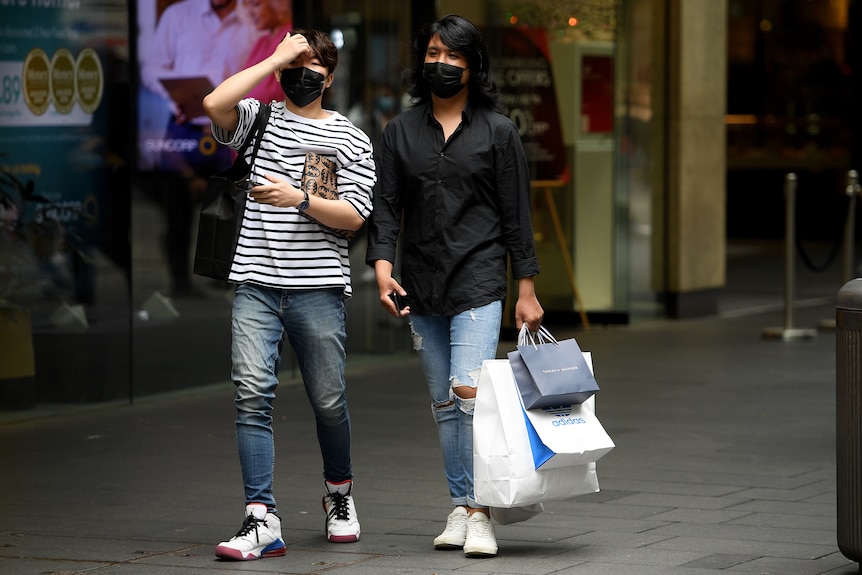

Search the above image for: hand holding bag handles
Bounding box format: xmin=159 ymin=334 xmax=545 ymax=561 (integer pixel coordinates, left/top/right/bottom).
xmin=507 ymin=325 xmax=600 ymax=409
xmin=193 ymin=104 xmax=271 ymax=281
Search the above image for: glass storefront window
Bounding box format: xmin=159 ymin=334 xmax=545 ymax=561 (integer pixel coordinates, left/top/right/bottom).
xmin=488 ymin=0 xmax=625 ymax=323
xmin=1 ymin=1 xmax=131 ymax=410
xmin=2 ymin=0 xmax=637 ymax=411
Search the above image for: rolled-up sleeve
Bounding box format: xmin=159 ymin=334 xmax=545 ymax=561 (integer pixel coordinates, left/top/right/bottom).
xmin=211 ymin=100 xmax=260 ymax=150
xmin=336 ymin=146 xmax=376 ymax=221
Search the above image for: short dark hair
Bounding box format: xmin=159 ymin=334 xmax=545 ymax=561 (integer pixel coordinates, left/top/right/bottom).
xmin=291 ymin=29 xmax=338 ymax=74
xmin=403 ymin=14 xmax=499 ymax=110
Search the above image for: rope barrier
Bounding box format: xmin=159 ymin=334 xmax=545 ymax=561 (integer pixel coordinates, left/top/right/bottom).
xmin=765 ymin=170 xmax=859 ymax=339
xmin=794 ymin=182 xmax=850 ymax=273
xmin=795 ymin=226 xmax=843 ymax=273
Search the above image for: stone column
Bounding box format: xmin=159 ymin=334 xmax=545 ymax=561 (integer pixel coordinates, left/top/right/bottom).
xmin=664 ymin=0 xmax=728 ymax=317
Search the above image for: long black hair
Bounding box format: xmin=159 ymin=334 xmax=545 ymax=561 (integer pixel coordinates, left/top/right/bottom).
xmin=403 ymin=14 xmax=499 ymax=111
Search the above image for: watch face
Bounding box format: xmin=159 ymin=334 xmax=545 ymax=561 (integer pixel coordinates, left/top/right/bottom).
xmin=298 ymin=191 xmax=310 ymax=211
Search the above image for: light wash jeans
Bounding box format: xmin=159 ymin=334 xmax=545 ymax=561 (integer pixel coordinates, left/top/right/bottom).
xmin=409 ymin=300 xmax=502 ymax=508
xmin=231 ymin=283 xmax=352 ymax=515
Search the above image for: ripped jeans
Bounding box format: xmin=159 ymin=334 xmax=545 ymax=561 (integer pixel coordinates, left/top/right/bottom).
xmin=409 ymin=300 xmax=502 ymax=508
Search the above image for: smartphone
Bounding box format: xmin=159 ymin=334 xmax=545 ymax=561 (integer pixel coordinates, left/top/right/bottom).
xmin=238 ymin=178 xmax=262 ymax=191
xmin=389 ymin=292 xmax=403 ymax=317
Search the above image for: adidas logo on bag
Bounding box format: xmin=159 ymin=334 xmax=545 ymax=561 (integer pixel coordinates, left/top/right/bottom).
xmin=541 ymin=406 xmax=587 ymax=427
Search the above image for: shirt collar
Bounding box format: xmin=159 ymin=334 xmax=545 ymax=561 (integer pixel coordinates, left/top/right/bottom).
xmin=421 ymin=100 xmax=475 ymax=126
xmin=197 ymin=0 xmax=243 ymax=26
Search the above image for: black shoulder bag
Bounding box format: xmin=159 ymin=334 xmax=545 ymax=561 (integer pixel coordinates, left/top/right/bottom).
xmin=193 ymin=104 xmax=271 ymax=281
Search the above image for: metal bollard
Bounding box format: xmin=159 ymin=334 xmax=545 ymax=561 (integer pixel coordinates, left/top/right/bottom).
xmin=820 ymin=170 xmax=860 ymax=331
xmin=764 ymin=173 xmax=817 ymax=340
xmin=836 ymin=278 xmax=862 ymax=566
xmin=843 ymin=170 xmax=861 ymax=286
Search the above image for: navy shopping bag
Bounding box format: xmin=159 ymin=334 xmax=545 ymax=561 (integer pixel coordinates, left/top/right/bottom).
xmin=507 ymin=326 xmax=599 ymax=409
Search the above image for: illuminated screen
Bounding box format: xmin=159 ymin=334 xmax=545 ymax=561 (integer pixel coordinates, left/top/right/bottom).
xmin=135 ymin=0 xmax=287 ymax=174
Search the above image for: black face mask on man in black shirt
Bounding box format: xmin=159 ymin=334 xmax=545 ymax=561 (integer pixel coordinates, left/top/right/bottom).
xmin=280 ymin=67 xmax=326 ymax=107
xmin=423 ymin=62 xmax=466 ymax=99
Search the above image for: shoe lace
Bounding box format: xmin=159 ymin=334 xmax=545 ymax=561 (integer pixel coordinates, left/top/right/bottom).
xmin=469 ymin=516 xmax=493 ymax=537
xmin=234 ymin=514 xmax=264 ymax=542
xmin=325 ymin=492 xmax=351 ymax=521
xmin=447 ymin=511 xmax=467 ymax=530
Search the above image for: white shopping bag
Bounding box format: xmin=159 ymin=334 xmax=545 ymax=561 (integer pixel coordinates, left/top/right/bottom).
xmin=473 ymin=359 xmax=602 ymax=509
xmin=489 ymin=503 xmax=544 ymax=525
xmin=521 ymin=394 xmax=615 ymax=470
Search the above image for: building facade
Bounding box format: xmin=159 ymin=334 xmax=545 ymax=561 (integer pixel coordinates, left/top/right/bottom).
xmin=1 ymin=0 xmax=854 ymax=408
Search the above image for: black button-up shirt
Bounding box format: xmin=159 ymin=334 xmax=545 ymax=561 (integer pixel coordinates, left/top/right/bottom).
xmin=366 ymin=101 xmax=540 ymax=316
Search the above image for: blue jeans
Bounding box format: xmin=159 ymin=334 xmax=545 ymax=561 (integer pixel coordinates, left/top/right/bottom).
xmin=231 ymin=283 xmax=352 ymax=514
xmin=409 ymin=301 xmax=502 ymax=508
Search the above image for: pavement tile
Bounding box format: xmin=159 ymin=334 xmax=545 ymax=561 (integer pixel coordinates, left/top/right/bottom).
xmin=726 ymin=511 xmax=836 ymax=530
xmin=603 ymin=492 xmax=752 ymax=510
xmin=646 ymin=535 xmax=840 ymax=560
xmin=649 ymin=521 xmax=836 ymax=546
xmin=554 ymin=543 xmax=713 ymax=567
xmin=682 ymin=553 xmax=761 ymax=570
xmin=643 ymin=508 xmax=755 ymax=523
xmin=724 ymin=554 xmax=860 ymax=575
xmin=728 ymin=499 xmax=837 ymax=517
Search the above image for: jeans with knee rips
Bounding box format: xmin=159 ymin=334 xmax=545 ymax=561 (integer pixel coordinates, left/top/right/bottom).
xmin=231 ymin=283 xmax=352 ymax=515
xmin=409 ymin=300 xmax=502 ymax=509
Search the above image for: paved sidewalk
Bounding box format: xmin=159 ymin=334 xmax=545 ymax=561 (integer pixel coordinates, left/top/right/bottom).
xmin=0 ymin=293 xmax=858 ymax=574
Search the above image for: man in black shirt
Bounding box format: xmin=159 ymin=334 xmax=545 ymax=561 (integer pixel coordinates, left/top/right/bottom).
xmin=366 ymin=13 xmax=543 ymax=558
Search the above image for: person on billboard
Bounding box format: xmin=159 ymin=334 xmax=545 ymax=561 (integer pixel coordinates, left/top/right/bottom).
xmin=201 ymin=29 xmax=375 ymax=561
xmin=242 ymin=0 xmax=294 ymax=104
xmin=138 ymin=0 xmax=256 ymax=297
xmin=140 ymin=0 xmax=255 ymax=121
xmin=365 ymin=14 xmax=544 ymax=558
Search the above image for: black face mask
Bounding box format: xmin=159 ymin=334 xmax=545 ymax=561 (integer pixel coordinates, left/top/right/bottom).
xmin=423 ymin=62 xmax=466 ymax=99
xmin=280 ymin=67 xmax=326 ymax=107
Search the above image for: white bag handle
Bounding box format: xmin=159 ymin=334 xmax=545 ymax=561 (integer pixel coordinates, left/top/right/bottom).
xmin=517 ymin=325 xmax=560 ymax=348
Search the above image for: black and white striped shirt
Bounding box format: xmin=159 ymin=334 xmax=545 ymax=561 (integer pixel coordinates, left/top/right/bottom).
xmin=213 ymin=99 xmax=375 ymax=297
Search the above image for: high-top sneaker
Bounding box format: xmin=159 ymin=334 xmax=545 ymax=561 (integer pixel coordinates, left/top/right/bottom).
xmin=215 ymin=503 xmax=286 ymax=560
xmin=322 ymin=480 xmax=361 ymax=543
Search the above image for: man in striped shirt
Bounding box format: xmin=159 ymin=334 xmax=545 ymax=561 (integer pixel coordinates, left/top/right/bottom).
xmin=202 ymin=29 xmax=375 ymax=561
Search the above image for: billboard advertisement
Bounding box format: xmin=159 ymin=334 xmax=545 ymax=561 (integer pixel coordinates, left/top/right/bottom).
xmin=485 ymin=26 xmax=569 ymax=183
xmin=136 ymin=0 xmax=286 ymax=175
xmin=1 ymin=1 xmax=128 ymax=306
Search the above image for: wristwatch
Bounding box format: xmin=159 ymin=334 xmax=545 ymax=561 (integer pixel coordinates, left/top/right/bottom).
xmin=297 ymin=189 xmax=309 ymax=212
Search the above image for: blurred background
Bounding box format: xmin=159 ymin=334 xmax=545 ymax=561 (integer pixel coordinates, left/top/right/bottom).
xmin=0 ymin=0 xmax=856 ymax=409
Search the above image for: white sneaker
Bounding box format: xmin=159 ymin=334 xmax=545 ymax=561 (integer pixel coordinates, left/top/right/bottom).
xmin=215 ymin=503 xmax=286 ymax=561
xmin=463 ymin=511 xmax=498 ymax=557
xmin=434 ymin=506 xmax=469 ymax=549
xmin=322 ymin=480 xmax=361 ymax=543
